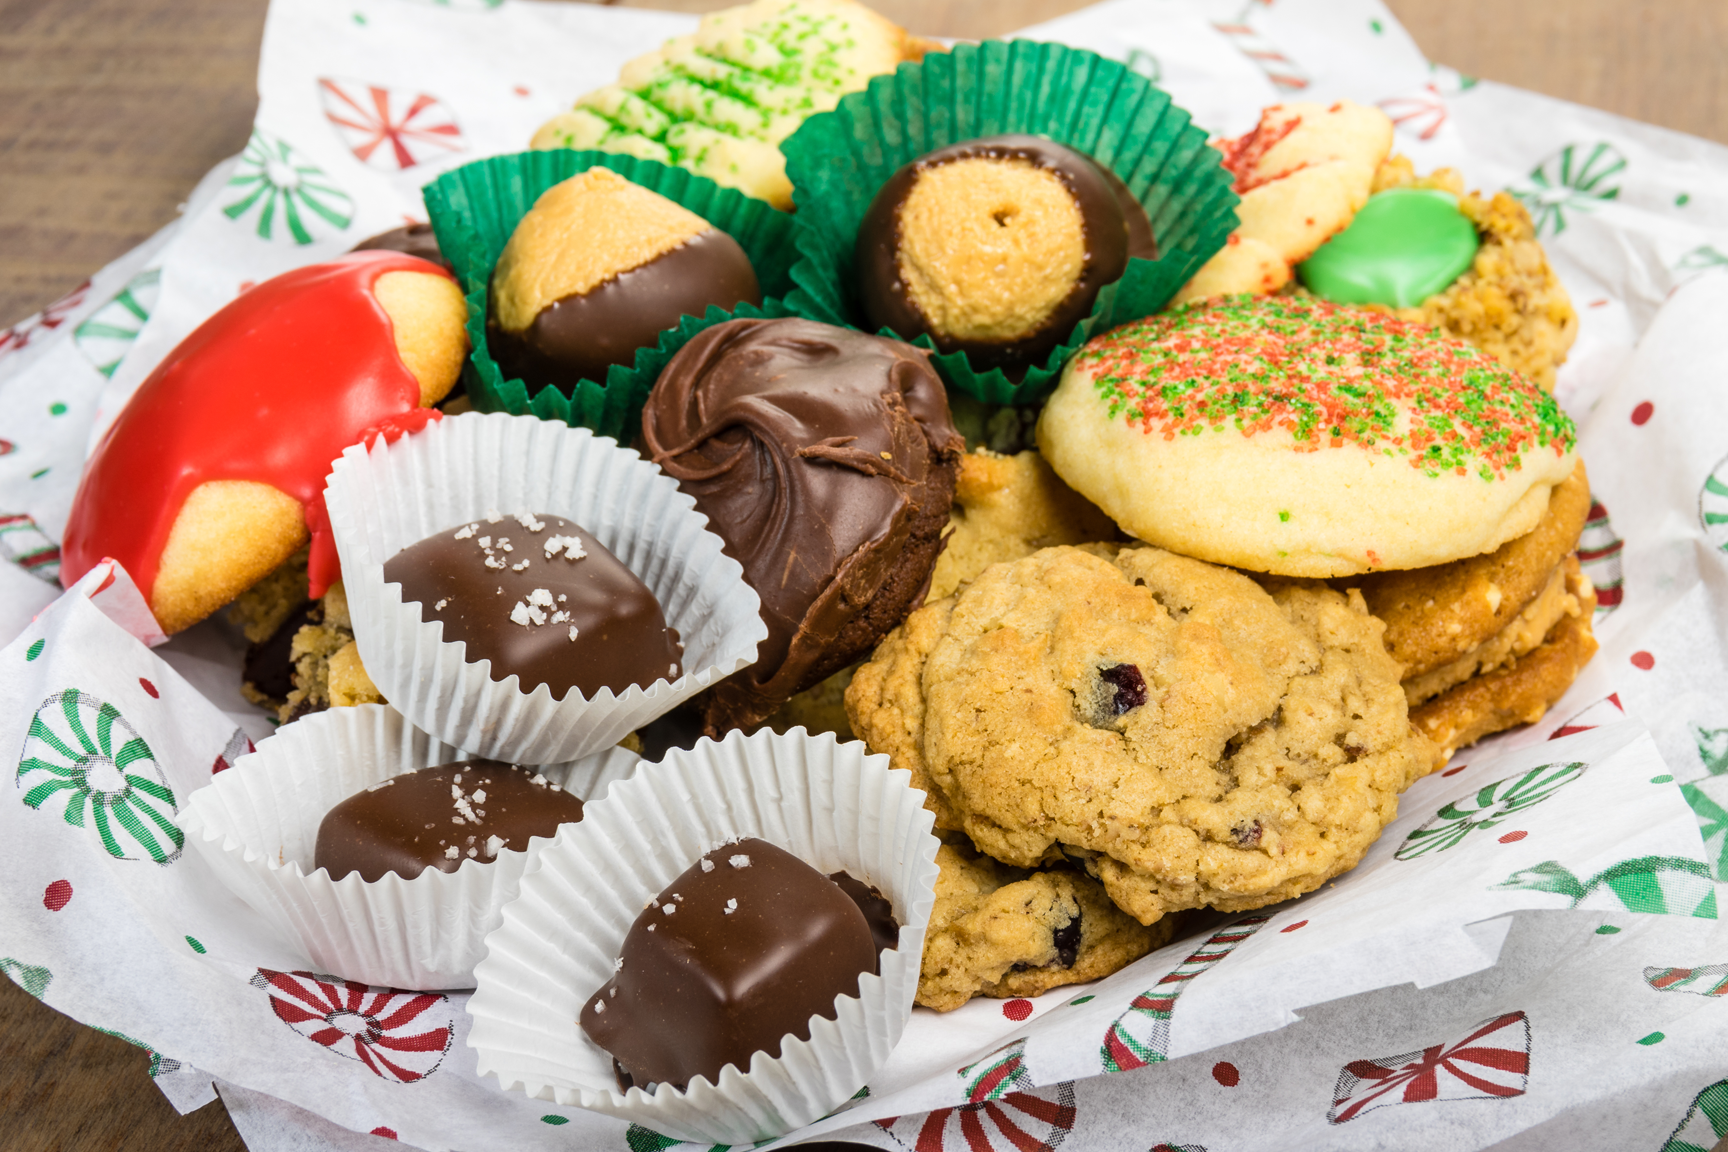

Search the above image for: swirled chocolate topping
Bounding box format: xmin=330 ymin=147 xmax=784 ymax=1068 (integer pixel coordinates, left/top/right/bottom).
xmin=314 ymin=759 xmax=585 ymax=883
xmin=579 ymin=838 xmax=888 ymax=1091
xmin=383 ymin=512 xmax=682 ymax=700
xmin=641 ymin=318 xmax=962 ymax=733
xmin=855 ymin=135 xmax=1147 ymax=373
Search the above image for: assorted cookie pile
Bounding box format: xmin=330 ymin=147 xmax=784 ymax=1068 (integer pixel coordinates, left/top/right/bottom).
xmin=58 ymin=0 xmax=1597 ymax=1139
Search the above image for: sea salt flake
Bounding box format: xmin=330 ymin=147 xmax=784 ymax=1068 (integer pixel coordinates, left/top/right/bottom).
xmin=729 ymin=854 xmax=751 ymax=869
xmin=593 ymin=1000 xmax=605 ymax=1014
xmin=646 ymin=924 xmax=656 ymax=932
xmin=478 ymin=536 xmax=491 ymax=549
xmin=530 ymin=774 xmax=549 ymax=787
xmin=545 ymin=535 xmax=587 ymax=561
xmin=700 ymin=858 xmax=715 ymax=872
xmin=662 ymin=903 xmax=676 ymax=915
xmin=528 ymin=588 xmax=555 ymax=609
xmin=669 ymin=663 xmax=679 ymax=679
xmin=466 ymin=847 xmax=478 ymax=857
xmin=484 ymin=555 xmax=506 ymax=570
xmin=450 ymin=785 xmax=463 ymax=800
xmin=511 ymin=559 xmax=530 ymax=571
xmin=435 ymin=598 xmax=448 ymax=610
xmin=453 ymin=525 xmax=475 ymax=540
xmin=515 ymin=511 xmax=545 ymax=532
xmin=568 ymin=626 xmax=580 ymax=642
xmin=444 ymin=845 xmax=459 ymax=859
xmin=485 ymin=508 xmax=503 ymax=523
xmin=473 ymin=790 xmax=487 ymax=804
xmin=551 ymin=610 xmax=569 ymax=623
xmin=485 ymin=834 xmax=506 ymax=858
xmin=724 ymin=898 xmax=738 ymax=914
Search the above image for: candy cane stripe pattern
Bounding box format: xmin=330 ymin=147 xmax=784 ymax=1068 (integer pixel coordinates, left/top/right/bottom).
xmin=1102 ymin=914 xmax=1271 ymax=1073
xmin=17 ymin=690 xmax=182 ymax=864
xmin=1395 ymin=761 xmax=1586 ymax=860
xmin=1663 ymin=1078 xmax=1728 ymax=1152
xmin=250 ymin=969 xmax=452 ymax=1083
xmin=0 ymin=513 xmax=62 ymax=581
xmin=0 ymin=279 xmax=90 ymax=361
xmin=1329 ymin=1011 xmax=1530 ymax=1124
xmin=318 ymin=78 xmax=465 ymax=171
xmin=1211 ymin=5 xmax=1309 ymax=92
xmin=874 ymin=1080 xmax=1078 ymax=1152
xmin=1645 ymin=963 xmax=1728 ymax=997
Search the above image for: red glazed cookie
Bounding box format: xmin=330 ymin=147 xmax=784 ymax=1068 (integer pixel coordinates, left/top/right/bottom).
xmin=61 ymin=252 xmax=467 ymax=633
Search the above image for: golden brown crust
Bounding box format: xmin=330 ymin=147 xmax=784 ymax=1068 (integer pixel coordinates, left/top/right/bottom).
xmin=917 ymin=841 xmax=1170 ymax=1012
xmin=1409 ymin=571 xmax=1599 ymax=764
xmin=928 ymin=449 xmax=1119 ymax=602
xmin=151 ymin=480 xmax=308 ymax=635
xmin=373 ymin=269 xmax=468 ymax=406
xmin=1351 ymin=460 xmax=1591 ymax=677
xmin=1402 ymin=555 xmax=1580 ymax=705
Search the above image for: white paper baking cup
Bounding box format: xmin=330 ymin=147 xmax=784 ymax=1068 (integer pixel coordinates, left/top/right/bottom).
xmin=467 ymin=727 xmax=940 ymax=1144
xmin=181 ymin=703 xmax=642 ymax=990
xmin=324 ymin=410 xmax=766 ymax=764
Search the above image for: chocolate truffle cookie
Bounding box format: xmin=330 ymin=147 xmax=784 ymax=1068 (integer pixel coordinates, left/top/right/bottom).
xmin=579 ymin=838 xmax=886 ymax=1090
xmin=856 ymin=135 xmax=1150 ymax=373
xmin=488 ymin=167 xmax=760 ymax=394
xmin=384 ymin=512 xmax=683 ymax=700
xmin=315 ymin=760 xmax=585 ymax=882
xmin=642 ymin=317 xmax=962 ymax=733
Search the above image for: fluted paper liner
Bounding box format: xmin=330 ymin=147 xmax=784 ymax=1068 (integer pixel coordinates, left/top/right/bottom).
xmin=781 ymin=38 xmax=1240 ymax=405
xmin=181 ymin=704 xmax=642 ymax=989
xmin=423 ymin=149 xmax=797 ymax=443
xmin=324 ymin=411 xmax=767 ymax=764
xmin=467 ymin=728 xmax=940 ymax=1144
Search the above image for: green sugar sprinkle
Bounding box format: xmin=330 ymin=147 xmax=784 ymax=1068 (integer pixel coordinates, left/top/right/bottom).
xmin=1077 ymin=295 xmax=1576 ymax=481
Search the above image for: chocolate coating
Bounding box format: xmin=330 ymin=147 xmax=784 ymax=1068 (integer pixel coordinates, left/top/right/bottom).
xmin=488 ymin=229 xmax=761 ymax=394
xmin=1092 ymin=162 xmax=1159 ymax=263
xmin=579 ymin=839 xmax=886 ymax=1091
xmin=856 ymin=135 xmax=1135 ymax=372
xmin=641 ymin=318 xmax=962 ymax=733
xmin=314 ymin=760 xmax=585 ymax=882
xmin=353 ymin=222 xmax=449 ymax=270
xmin=829 ymin=872 xmax=900 ymax=955
xmin=383 ymin=513 xmax=682 ymax=700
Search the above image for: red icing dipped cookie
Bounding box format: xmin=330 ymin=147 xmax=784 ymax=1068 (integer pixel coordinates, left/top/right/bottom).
xmin=61 ymin=252 xmax=467 ymax=634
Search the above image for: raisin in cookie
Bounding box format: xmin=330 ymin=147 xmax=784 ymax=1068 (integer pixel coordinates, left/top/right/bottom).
xmin=848 ymin=544 xmax=1430 ymax=927
xmin=919 ymin=840 xmax=1172 ymax=1012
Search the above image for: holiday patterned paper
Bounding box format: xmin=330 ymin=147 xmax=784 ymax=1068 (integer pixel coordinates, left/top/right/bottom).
xmin=6 ymin=1 xmax=1728 ymax=1150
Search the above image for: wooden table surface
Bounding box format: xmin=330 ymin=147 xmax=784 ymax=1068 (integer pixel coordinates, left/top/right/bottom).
xmin=2 ymin=1 xmax=1725 ymax=1148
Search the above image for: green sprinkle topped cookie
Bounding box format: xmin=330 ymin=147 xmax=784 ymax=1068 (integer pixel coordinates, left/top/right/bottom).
xmin=530 ymin=0 xmax=933 ymax=210
xmin=1037 ymin=294 xmax=1578 ymax=577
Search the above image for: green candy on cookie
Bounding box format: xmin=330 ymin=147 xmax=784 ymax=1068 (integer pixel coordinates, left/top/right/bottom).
xmin=1297 ymin=188 xmax=1479 ymax=309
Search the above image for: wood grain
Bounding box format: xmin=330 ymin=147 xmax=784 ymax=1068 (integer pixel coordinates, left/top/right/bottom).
xmin=0 ymin=1 xmax=1720 ymax=1149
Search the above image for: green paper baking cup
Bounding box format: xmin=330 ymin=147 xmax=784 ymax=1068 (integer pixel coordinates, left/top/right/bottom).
xmin=424 ymin=150 xmax=798 ymax=441
xmin=781 ymin=39 xmax=1239 ymax=405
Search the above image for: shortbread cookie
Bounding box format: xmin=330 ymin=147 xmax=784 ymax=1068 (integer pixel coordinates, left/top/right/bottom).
xmin=1038 ymin=295 xmax=1578 ymax=578
xmin=928 ymin=450 xmax=1119 ymax=601
xmin=60 ymin=252 xmax=466 ymax=634
xmin=848 ymin=545 xmax=1430 ymax=926
xmin=1352 ymin=461 xmax=1591 ymax=679
xmin=530 ymin=0 xmax=934 ymax=210
xmin=1410 ymin=571 xmax=1599 ymax=763
xmin=1174 ymin=100 xmax=1393 ymax=304
xmin=918 ymin=841 xmax=1171 ymax=1012
xmin=1366 ymin=156 xmax=1579 ymax=391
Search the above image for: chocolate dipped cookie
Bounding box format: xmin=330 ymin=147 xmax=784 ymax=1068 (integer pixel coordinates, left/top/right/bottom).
xmin=488 ymin=167 xmax=760 ymax=395
xmin=641 ymin=317 xmax=962 ymax=733
xmin=856 ymin=135 xmax=1153 ymax=374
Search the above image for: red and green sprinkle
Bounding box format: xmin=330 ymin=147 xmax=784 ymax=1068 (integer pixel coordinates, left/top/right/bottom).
xmin=1076 ymin=295 xmax=1576 ymax=481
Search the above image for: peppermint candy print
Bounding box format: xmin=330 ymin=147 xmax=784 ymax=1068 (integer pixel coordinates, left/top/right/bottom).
xmin=1549 ymin=694 xmax=1625 ymax=740
xmin=1512 ymin=142 xmax=1627 ymax=237
xmin=875 ymin=1080 xmax=1077 ymax=1152
xmin=1493 ymin=856 xmax=1717 ymax=918
xmin=0 ymin=957 xmax=52 ymax=999
xmin=318 ymin=78 xmax=465 ymax=171
xmin=621 ymin=1124 xmax=727 ymax=1152
xmin=1379 ymin=84 xmax=1448 ymax=141
xmin=1329 ymin=1011 xmax=1530 ymax=1124
xmin=1102 ymin=914 xmax=1271 ymax=1073
xmin=1395 ymin=761 xmax=1586 ymax=859
xmin=250 ymin=969 xmax=452 ymax=1083
xmin=960 ymin=1038 xmax=1032 ymax=1102
xmin=211 ymin=728 xmax=254 ymax=775
xmin=223 ymin=130 xmax=355 ymax=245
xmin=73 ymin=269 xmax=161 ymax=379
xmin=1210 ymin=4 xmax=1308 ymax=91
xmin=1698 ymin=455 xmax=1728 ymax=556
xmin=1677 ymin=244 xmax=1728 ymax=273
xmin=1645 ymin=963 xmax=1728 ymax=997
xmin=1663 ymin=1078 xmax=1728 ymax=1152
xmin=1693 ymin=724 xmax=1728 ymax=775
xmin=1577 ymin=498 xmax=1623 ymax=617
xmin=1679 ymin=783 xmax=1728 ymax=879
xmin=0 ymin=279 xmax=90 ymax=362
xmin=17 ymin=690 xmax=182 ymax=864
xmin=0 ymin=513 xmax=62 ymax=582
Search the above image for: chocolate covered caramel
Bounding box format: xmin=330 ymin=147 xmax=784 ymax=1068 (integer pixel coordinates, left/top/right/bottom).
xmin=383 ymin=512 xmax=682 ymax=700
xmin=641 ymin=317 xmax=962 ymax=733
xmin=314 ymin=759 xmax=585 ymax=882
xmin=579 ymin=838 xmax=892 ymax=1091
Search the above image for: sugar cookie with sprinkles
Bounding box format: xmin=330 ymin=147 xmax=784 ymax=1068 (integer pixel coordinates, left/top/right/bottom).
xmin=1037 ymin=294 xmax=1578 ymax=578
